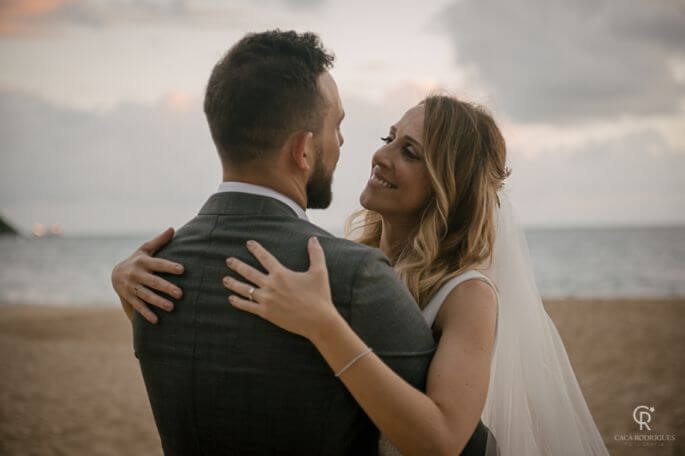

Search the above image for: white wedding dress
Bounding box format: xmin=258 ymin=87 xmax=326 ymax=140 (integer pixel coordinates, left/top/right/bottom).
xmin=379 ymin=193 xmax=608 ymax=456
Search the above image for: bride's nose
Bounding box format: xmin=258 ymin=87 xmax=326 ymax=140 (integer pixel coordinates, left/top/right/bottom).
xmin=372 ymin=143 xmax=393 ymax=169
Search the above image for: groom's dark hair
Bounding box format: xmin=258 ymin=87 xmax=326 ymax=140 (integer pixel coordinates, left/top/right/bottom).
xmin=204 ymin=30 xmax=335 ymax=165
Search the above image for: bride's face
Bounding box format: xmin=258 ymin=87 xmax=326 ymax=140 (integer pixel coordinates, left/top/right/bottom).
xmin=359 ymin=104 xmax=433 ymax=221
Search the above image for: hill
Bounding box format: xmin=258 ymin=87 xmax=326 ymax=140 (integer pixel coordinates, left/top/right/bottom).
xmin=0 ymin=214 xmax=19 ymax=235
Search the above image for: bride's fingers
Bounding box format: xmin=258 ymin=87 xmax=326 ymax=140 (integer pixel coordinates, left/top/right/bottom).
xmin=132 ymin=284 xmax=174 ymax=312
xmin=225 ymin=257 xmax=267 ymax=286
xmin=138 ymin=268 xmax=183 ymax=299
xmin=228 ymin=294 xmax=264 ymax=317
xmin=127 ymin=294 xmax=159 ymax=324
xmin=140 ymin=256 xmax=184 ymax=276
xmin=222 ymin=276 xmax=258 ymax=300
xmin=140 ymin=227 xmax=175 ymax=255
xmin=306 ymin=237 xmax=327 ymax=274
xmin=245 ymin=240 xmax=283 ymax=272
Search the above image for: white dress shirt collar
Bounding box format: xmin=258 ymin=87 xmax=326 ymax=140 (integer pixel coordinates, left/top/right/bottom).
xmin=216 ymin=181 xmax=308 ymax=221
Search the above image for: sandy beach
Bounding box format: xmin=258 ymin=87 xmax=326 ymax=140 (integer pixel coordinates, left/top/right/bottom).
xmin=0 ymin=300 xmax=682 ymax=456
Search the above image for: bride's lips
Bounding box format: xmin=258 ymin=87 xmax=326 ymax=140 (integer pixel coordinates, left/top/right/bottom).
xmin=368 ymin=168 xmax=397 ymax=189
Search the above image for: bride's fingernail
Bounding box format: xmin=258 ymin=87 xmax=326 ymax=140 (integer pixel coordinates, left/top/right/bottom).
xmin=246 ymin=240 xmax=255 ymax=248
xmin=226 ymin=258 xmax=234 ymax=267
xmin=223 ymin=276 xmax=231 ymax=286
xmin=175 ymin=264 xmax=184 ymax=273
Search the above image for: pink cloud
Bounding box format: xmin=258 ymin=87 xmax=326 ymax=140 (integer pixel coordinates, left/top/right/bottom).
xmin=0 ymin=0 xmax=77 ymax=35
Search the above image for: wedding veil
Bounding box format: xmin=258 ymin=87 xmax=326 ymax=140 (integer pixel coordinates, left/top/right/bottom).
xmin=480 ymin=193 xmax=609 ymax=455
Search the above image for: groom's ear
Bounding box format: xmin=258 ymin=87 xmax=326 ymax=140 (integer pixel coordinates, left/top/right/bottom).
xmin=288 ymin=130 xmax=315 ymax=172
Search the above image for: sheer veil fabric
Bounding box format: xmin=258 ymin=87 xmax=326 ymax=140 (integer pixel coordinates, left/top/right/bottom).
xmin=480 ymin=192 xmax=609 ymax=455
xmin=378 ymin=193 xmax=607 ymax=455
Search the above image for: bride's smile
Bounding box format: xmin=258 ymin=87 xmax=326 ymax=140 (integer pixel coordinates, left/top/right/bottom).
xmin=359 ymin=104 xmax=433 ymax=221
xmin=368 ymin=167 xmax=397 ymax=189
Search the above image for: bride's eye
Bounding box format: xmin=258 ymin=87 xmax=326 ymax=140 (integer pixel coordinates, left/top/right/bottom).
xmin=402 ymin=145 xmax=419 ymax=160
xmin=380 ymin=136 xmax=393 ymax=144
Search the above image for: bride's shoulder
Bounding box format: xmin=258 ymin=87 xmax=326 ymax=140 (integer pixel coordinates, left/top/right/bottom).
xmin=432 ymin=271 xmax=497 ymax=332
xmin=443 ymin=275 xmax=497 ymax=313
xmin=433 ymin=270 xmax=497 ymax=305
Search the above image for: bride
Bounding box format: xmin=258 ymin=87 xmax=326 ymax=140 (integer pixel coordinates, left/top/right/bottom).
xmin=112 ymin=95 xmax=608 ymax=455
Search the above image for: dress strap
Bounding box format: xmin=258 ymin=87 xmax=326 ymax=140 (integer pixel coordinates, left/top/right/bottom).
xmin=422 ymin=270 xmax=498 ymax=328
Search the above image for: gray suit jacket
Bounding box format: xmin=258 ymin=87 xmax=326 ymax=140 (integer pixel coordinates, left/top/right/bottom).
xmin=134 ymin=191 xmax=435 ymax=455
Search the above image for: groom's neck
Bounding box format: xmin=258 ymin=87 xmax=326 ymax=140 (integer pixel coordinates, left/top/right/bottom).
xmin=222 ymin=167 xmax=307 ymax=210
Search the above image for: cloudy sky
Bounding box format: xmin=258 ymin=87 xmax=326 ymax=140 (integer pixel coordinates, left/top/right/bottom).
xmin=1 ymin=0 xmax=683 ymax=235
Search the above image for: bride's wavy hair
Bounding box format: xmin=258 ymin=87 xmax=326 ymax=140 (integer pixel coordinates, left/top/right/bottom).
xmin=346 ymin=95 xmax=510 ymax=308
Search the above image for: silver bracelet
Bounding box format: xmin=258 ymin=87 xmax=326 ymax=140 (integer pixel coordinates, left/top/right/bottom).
xmin=334 ymin=347 xmax=373 ymax=378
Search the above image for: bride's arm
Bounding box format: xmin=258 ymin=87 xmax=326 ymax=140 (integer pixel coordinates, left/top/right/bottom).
xmin=224 ymin=238 xmax=496 ymax=456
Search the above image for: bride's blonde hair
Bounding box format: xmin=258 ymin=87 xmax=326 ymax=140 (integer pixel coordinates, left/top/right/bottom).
xmin=346 ymin=95 xmax=510 ymax=308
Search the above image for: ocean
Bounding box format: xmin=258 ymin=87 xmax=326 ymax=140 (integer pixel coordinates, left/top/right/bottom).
xmin=1 ymin=226 xmax=684 ymax=306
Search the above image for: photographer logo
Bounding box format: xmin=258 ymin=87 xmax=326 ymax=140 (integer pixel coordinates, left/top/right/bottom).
xmin=614 ymin=404 xmax=677 ymax=448
xmin=633 ymin=405 xmax=654 ymax=431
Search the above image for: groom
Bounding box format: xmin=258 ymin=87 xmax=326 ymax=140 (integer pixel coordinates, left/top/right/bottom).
xmin=130 ymin=30 xmax=436 ymax=454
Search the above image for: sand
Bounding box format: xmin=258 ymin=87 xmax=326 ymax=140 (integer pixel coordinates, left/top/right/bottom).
xmin=0 ymin=300 xmax=683 ymax=456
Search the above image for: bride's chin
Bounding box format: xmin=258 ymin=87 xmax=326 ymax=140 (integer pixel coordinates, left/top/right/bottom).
xmin=360 ymin=198 xmax=384 ymax=216
xmin=359 ymin=188 xmax=368 ymax=205
xmin=359 ymin=187 xmax=376 ymax=210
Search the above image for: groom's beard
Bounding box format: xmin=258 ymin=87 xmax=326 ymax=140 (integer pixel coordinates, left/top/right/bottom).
xmin=306 ymin=151 xmax=333 ymax=209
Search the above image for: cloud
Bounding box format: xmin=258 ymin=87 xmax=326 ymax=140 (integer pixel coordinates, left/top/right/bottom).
xmin=0 ymin=0 xmax=327 ymax=36
xmin=501 ymin=110 xmax=685 ymax=161
xmin=0 ymin=87 xmax=391 ymax=235
xmin=438 ymin=0 xmax=685 ymax=122
xmin=0 ymin=0 xmax=70 ymax=35
xmin=506 ymin=128 xmax=685 ymax=226
xmin=48 ymin=0 xmax=188 ymax=27
xmin=0 ymin=0 xmax=200 ymax=35
xmin=0 ymin=88 xmax=219 ymax=233
xmin=1 ymin=85 xmax=683 ymax=236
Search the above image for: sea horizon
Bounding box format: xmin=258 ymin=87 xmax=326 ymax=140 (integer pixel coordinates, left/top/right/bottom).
xmin=1 ymin=225 xmax=684 ymax=306
xmin=5 ymin=220 xmax=685 ymax=239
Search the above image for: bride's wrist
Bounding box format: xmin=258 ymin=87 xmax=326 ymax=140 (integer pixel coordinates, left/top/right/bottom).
xmin=308 ymin=309 xmax=346 ymax=346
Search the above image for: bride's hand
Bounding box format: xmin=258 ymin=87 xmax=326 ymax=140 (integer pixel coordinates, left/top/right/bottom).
xmin=223 ymin=237 xmax=340 ymax=341
xmin=111 ymin=227 xmax=185 ymax=324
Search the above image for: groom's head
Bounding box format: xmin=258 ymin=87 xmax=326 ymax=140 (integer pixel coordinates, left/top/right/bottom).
xmin=204 ymin=30 xmax=344 ymax=209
